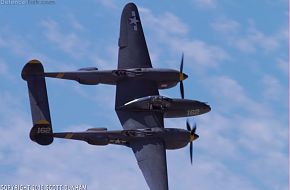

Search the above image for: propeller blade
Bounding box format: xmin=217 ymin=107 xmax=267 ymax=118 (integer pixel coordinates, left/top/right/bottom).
xmin=190 ymin=142 xmax=193 ymax=164
xmin=186 ymin=119 xmax=191 ymax=131
xmin=180 ymin=81 xmax=184 ymax=99
xmin=179 ymin=53 xmax=185 ymax=99
xmin=192 ymin=123 xmax=197 ymax=134
xmin=187 ymin=119 xmax=198 ymax=164
xmin=180 ymin=53 xmax=184 ymax=73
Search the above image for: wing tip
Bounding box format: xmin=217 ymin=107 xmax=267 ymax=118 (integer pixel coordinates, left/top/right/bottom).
xmin=122 ymin=2 xmax=139 ymax=17
xmin=124 ymin=2 xmax=137 ymax=10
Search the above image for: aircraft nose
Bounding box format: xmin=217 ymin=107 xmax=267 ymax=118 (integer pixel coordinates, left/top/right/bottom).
xmin=204 ymin=103 xmax=211 ymax=112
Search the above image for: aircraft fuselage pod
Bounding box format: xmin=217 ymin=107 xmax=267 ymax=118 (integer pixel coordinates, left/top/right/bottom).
xmin=118 ymin=95 xmax=211 ymax=117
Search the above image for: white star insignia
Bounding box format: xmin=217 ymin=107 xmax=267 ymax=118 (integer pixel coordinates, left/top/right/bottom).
xmin=129 ymin=17 xmax=139 ymax=25
xmin=129 ymin=11 xmax=139 ymax=31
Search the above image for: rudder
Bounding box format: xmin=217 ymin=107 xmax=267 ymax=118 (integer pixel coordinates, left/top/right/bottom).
xmin=22 ymin=60 xmax=53 ymax=145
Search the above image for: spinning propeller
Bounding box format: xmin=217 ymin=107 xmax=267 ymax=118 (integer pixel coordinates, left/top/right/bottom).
xmin=179 ymin=53 xmax=188 ymax=99
xmin=178 ymin=53 xmax=200 ymax=164
xmin=186 ymin=119 xmax=199 ymax=164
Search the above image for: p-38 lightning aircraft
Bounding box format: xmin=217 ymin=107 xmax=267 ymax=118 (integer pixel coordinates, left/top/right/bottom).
xmin=22 ymin=3 xmax=211 ymax=190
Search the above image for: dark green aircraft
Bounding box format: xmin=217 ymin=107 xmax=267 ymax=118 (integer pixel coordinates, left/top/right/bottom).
xmin=22 ymin=3 xmax=211 ymax=190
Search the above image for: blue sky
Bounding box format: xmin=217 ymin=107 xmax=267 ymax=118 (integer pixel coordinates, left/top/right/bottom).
xmin=0 ymin=0 xmax=288 ymax=189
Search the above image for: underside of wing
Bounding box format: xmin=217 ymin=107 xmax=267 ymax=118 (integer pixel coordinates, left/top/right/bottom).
xmin=130 ymin=138 xmax=168 ymax=190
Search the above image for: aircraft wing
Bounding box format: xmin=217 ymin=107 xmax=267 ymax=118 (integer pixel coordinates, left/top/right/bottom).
xmin=115 ymin=3 xmax=163 ymax=130
xmin=115 ymin=3 xmax=168 ymax=190
xmin=130 ymin=139 xmax=168 ymax=190
xmin=118 ymin=3 xmax=152 ymax=69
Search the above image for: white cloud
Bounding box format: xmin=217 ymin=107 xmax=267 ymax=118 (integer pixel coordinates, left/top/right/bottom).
xmin=96 ymin=0 xmax=118 ymax=9
xmin=0 ymin=29 xmax=64 ymax=72
xmin=236 ymin=117 xmax=288 ymax=190
xmin=0 ymin=35 xmax=5 ymax=46
xmin=172 ymin=39 xmax=229 ymax=67
xmin=277 ymin=26 xmax=288 ymax=41
xmin=67 ymin=14 xmax=85 ymax=31
xmin=261 ymin=75 xmax=284 ymax=101
xmin=155 ymin=12 xmax=189 ymax=35
xmin=140 ymin=8 xmax=229 ymax=68
xmin=200 ymin=74 xmax=287 ymax=188
xmin=165 ymin=99 xmax=288 ymax=190
xmin=140 ymin=8 xmax=189 ymax=36
xmin=41 ymin=20 xmax=90 ymax=59
xmin=276 ymin=58 xmax=288 ymax=75
xmin=205 ymin=75 xmax=270 ymax=117
xmin=192 ymin=0 xmax=217 ymax=9
xmin=0 ymin=34 xmax=33 ymax=58
xmin=211 ymin=17 xmax=241 ymax=34
xmin=0 ymin=91 xmax=144 ymax=189
xmin=166 ymin=144 xmax=259 ymax=190
xmin=237 ymin=118 xmax=287 ymax=153
xmin=238 ymin=27 xmax=279 ymax=52
xmin=72 ymin=84 xmax=116 ymax=111
xmin=211 ymin=18 xmax=283 ymax=53
xmin=0 ymin=59 xmax=8 ymax=76
xmin=196 ymin=108 xmax=287 ymax=190
xmin=0 ymin=91 xmax=24 ymax=119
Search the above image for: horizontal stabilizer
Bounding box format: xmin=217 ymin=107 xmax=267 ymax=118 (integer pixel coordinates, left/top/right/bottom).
xmin=22 ymin=60 xmax=53 ymax=145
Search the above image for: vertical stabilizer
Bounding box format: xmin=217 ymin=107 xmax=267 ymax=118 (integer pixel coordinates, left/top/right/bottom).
xmin=22 ymin=60 xmax=53 ymax=145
